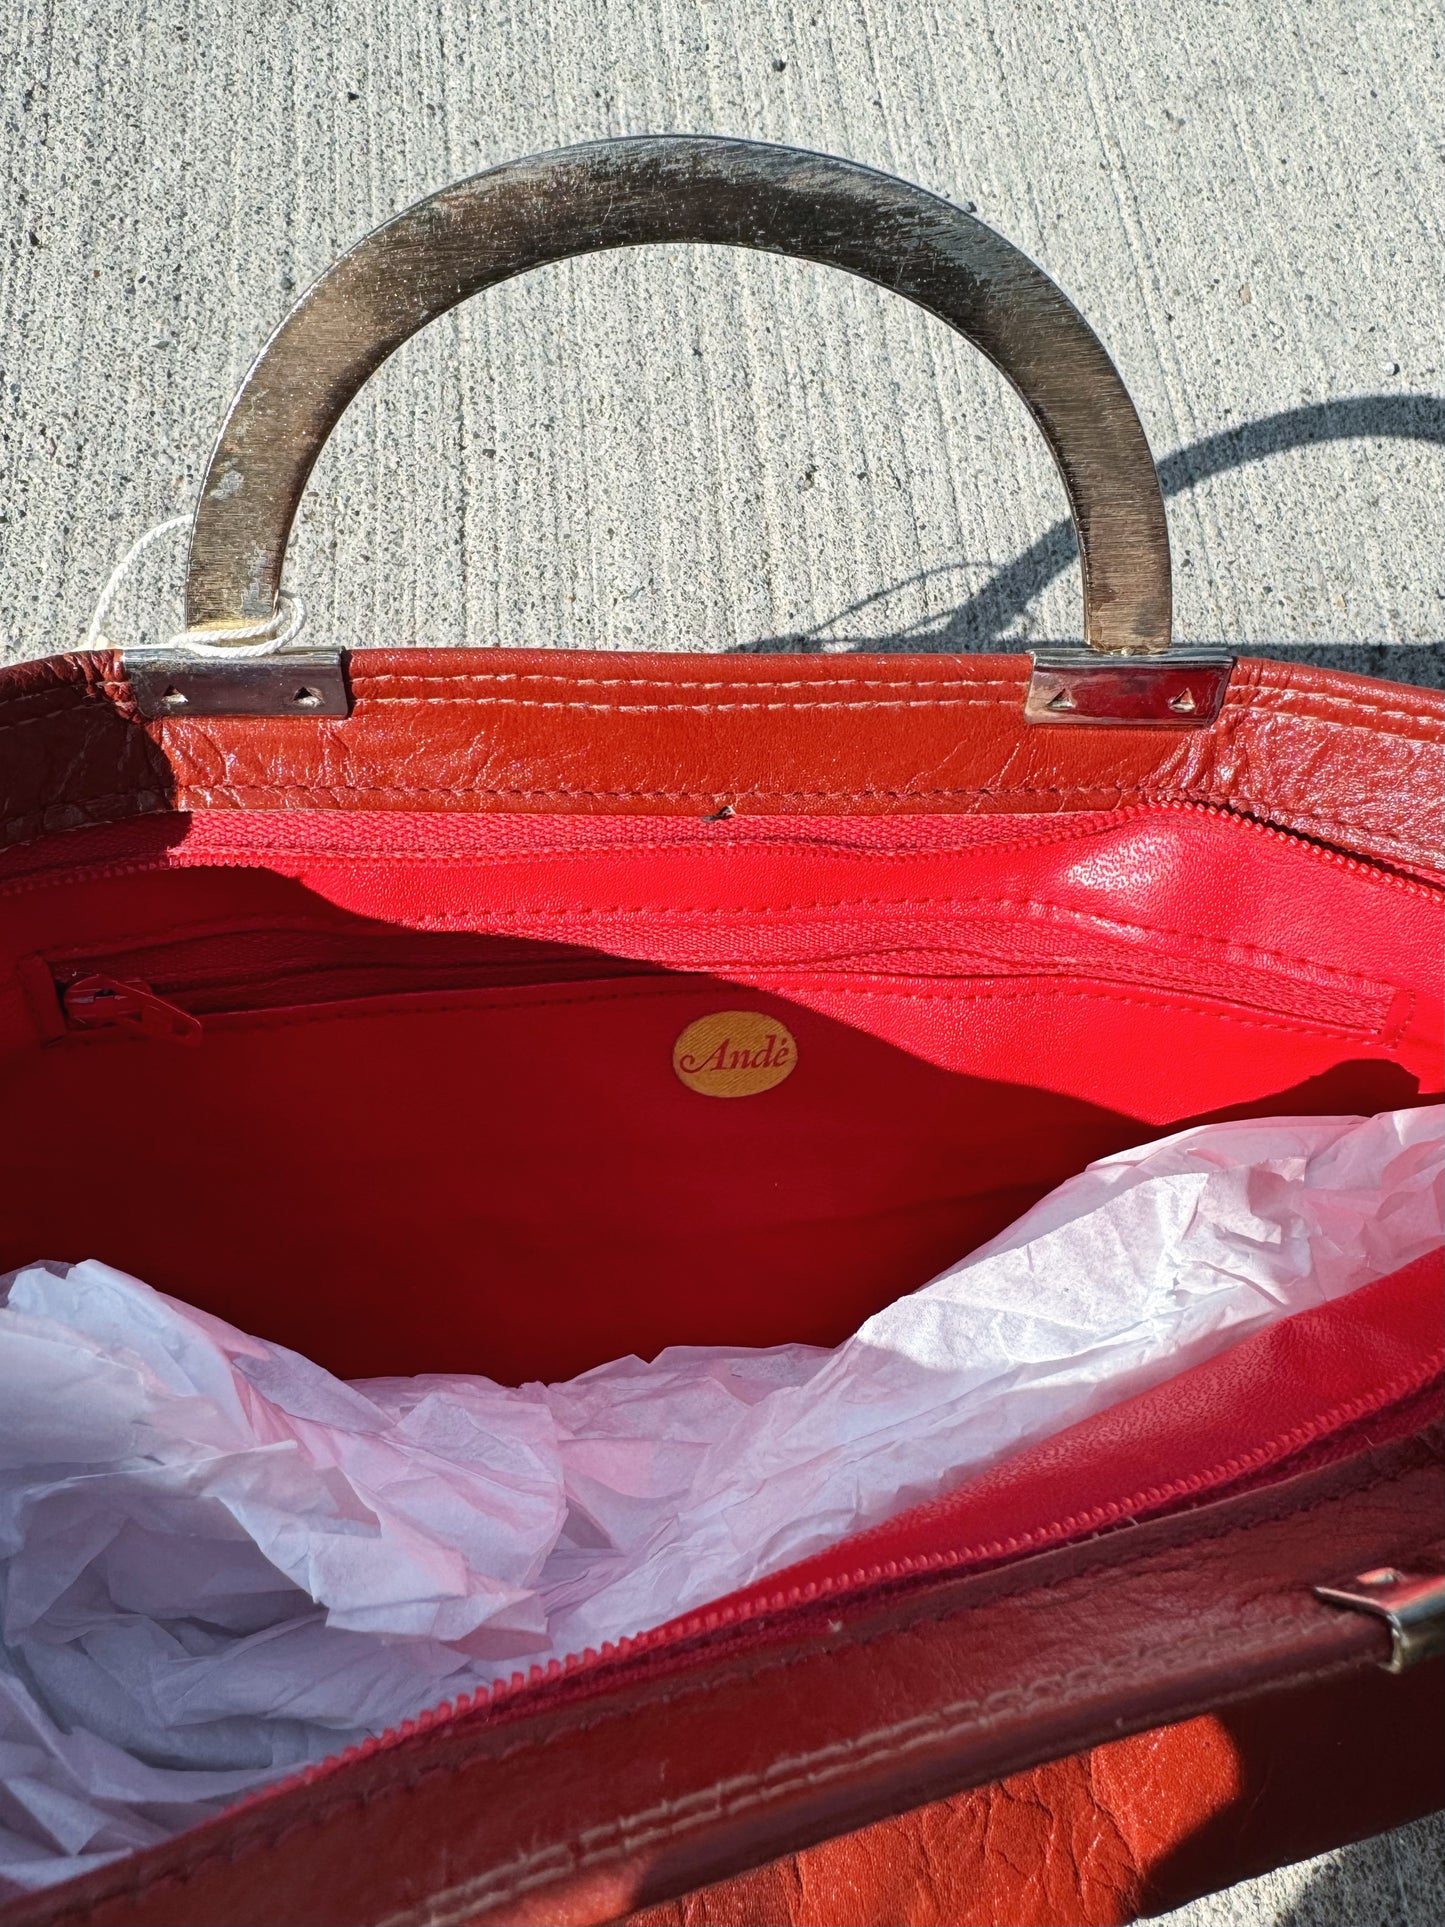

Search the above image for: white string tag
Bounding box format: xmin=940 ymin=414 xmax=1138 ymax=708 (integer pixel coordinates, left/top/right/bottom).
xmin=85 ymin=516 xmax=306 ymax=657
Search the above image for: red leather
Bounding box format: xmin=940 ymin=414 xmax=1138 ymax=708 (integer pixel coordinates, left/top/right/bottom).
xmin=6 ymin=1425 xmax=1439 ymax=1927
xmin=0 ymin=650 xmax=1440 ymax=875
xmin=0 ymin=645 xmax=1439 ymax=1925
xmin=624 ymin=1661 xmax=1445 ymax=1927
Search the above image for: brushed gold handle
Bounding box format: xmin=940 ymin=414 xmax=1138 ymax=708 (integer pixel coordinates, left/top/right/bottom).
xmin=183 ymin=135 xmax=1172 ymax=659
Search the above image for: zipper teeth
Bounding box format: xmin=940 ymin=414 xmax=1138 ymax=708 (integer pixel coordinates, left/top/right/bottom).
xmin=254 ymin=1344 xmax=1443 ymax=1803
xmin=5 ymin=800 xmax=1441 ymax=904
xmin=40 ymin=796 xmax=1445 ymax=1012
xmin=66 ymin=961 xmax=644 ymax=998
xmin=55 ymin=955 xmax=1392 ymax=1028
xmin=1151 ymin=799 xmax=1440 ymax=894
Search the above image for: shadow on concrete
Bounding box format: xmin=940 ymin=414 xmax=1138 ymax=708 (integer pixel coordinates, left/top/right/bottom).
xmin=741 ymin=393 xmax=1445 ymax=687
xmin=1267 ymin=1812 xmax=1445 ymax=1926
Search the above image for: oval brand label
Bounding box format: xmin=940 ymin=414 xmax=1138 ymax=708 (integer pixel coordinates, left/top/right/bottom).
xmin=672 ymin=1011 xmax=798 ymax=1098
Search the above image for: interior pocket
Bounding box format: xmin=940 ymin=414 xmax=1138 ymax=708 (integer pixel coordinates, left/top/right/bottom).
xmin=25 ymin=921 xmax=663 ymax=1041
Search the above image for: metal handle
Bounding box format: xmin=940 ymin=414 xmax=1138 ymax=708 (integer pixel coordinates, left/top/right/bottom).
xmin=183 ymin=135 xmax=1172 ymax=657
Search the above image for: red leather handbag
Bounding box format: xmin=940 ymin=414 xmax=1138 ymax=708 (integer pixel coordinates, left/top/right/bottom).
xmin=1 ymin=139 xmax=1440 ymax=1927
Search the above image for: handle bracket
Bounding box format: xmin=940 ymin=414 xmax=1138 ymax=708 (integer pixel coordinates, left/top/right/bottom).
xmin=1025 ymin=649 xmax=1233 ymax=727
xmin=125 ymin=647 xmax=350 ymax=719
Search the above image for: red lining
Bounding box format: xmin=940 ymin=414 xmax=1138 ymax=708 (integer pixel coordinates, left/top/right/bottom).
xmin=0 ymin=806 xmax=1438 ymax=1385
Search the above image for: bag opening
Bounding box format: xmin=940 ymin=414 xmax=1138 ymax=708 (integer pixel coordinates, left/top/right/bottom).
xmin=0 ymin=803 xmax=1438 ymax=1386
xmin=0 ymin=795 xmax=1440 ymax=1902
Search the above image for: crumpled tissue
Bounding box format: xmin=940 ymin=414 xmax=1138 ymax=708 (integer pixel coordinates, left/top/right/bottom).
xmin=1 ymin=1105 xmax=1440 ymax=1892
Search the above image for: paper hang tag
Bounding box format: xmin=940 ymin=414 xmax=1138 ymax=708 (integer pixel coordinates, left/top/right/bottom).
xmin=672 ymin=1012 xmax=797 ymax=1098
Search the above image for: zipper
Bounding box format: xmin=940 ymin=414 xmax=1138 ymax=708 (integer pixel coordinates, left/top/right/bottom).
xmin=48 ymin=944 xmax=1395 ymax=1044
xmin=5 ymin=800 xmax=1441 ymax=903
xmin=45 ymin=930 xmax=666 ymax=1040
xmin=61 ymin=974 xmax=203 ymax=1044
xmin=28 ymin=796 xmax=1441 ymax=1046
xmin=9 ymin=804 xmax=1441 ymax=935
xmin=1147 ymin=798 xmax=1442 ymax=895
xmin=253 ymin=1343 xmax=1442 ymax=1802
xmin=46 ymin=820 xmax=1426 ymax=1043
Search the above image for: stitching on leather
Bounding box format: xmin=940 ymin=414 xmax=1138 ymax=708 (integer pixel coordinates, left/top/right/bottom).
xmin=128 ymin=976 xmax=1379 ymax=1043
xmin=338 ymin=670 xmax=1441 ymax=734
xmin=195 ymin=825 xmax=1123 ymax=866
xmin=36 ymin=912 xmax=381 ymax=964
xmin=0 ymin=799 xmax=1431 ymax=886
xmin=38 ymin=887 xmax=1398 ymax=1032
xmin=349 ymin=697 xmax=1029 ymax=714
xmin=400 ymin=1621 xmax=1364 ymax=1927
xmin=0 ymin=669 xmax=113 ymax=710
xmin=76 ymin=1455 xmax=1432 ymax=1915
xmin=348 ymin=690 xmax=1444 ymax=733
xmin=767 ymin=982 xmax=1382 ymax=1040
xmin=385 ymin=1603 xmax=1392 ymax=1924
xmin=2 ymin=776 xmax=1430 ymax=857
xmin=0 ymin=787 xmax=1434 ymax=875
xmin=374 ymin=1468 xmax=1431 ymax=1923
xmin=0 ymin=819 xmax=1131 ymax=901
xmin=176 ymin=781 xmax=1147 ymax=800
xmin=372 ymin=892 xmax=1409 ymax=993
xmin=0 ymin=808 xmax=1147 ymax=893
xmin=6 ymin=810 xmax=1437 ymax=908
xmin=0 ymin=670 xmax=1434 ymax=731
xmin=0 ymin=855 xmax=206 ymax=902
xmin=396 ymin=1610 xmax=1348 ymax=1927
xmin=1217 ymin=682 xmax=1444 ymax=732
xmin=1222 ymin=685 xmax=1445 ymax=734
xmin=349 ymin=673 xmax=1030 ymax=692
xmin=344 ymin=926 xmax=1387 ymax=1031
xmin=184 ymin=980 xmax=700 ymax=1033
xmin=0 ymin=675 xmax=89 ymax=702
xmin=0 ymin=704 xmax=115 ymax=732
xmin=0 ymin=699 xmax=1434 ymax=750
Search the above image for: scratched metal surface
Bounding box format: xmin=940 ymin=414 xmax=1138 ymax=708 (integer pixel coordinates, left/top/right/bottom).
xmin=0 ymin=4 xmax=1440 ymax=1921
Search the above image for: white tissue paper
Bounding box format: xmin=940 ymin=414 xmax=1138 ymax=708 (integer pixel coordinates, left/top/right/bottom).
xmin=1 ymin=1105 xmax=1440 ymax=1892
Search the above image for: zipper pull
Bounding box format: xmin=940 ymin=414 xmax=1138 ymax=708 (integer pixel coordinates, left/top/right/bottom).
xmin=61 ymin=975 xmax=203 ymax=1045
